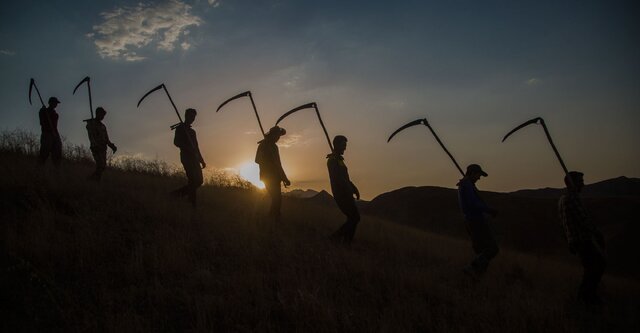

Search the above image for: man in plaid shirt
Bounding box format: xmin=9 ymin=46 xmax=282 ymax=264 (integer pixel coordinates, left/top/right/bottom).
xmin=558 ymin=171 xmax=606 ymax=305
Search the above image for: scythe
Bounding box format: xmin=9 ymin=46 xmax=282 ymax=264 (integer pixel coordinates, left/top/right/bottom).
xmin=388 ymin=117 xmax=465 ymax=176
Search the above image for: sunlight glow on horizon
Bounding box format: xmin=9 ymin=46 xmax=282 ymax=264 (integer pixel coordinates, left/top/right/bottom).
xmin=238 ymin=162 xmax=265 ymax=189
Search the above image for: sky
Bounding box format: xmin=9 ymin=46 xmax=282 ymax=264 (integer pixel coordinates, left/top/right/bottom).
xmin=1 ymin=0 xmax=638 ymax=199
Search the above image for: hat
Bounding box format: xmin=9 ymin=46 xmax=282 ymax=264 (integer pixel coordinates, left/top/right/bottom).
xmin=266 ymin=126 xmax=286 ymax=137
xmin=466 ymin=164 xmax=488 ymax=177
xmin=48 ymin=97 xmax=61 ymax=104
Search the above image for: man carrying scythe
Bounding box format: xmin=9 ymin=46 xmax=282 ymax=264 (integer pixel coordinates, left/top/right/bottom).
xmin=388 ymin=117 xmax=499 ymax=275
xmin=38 ymin=97 xmax=63 ymax=167
xmin=255 ymin=126 xmax=291 ymax=221
xmin=172 ymin=108 xmax=206 ymax=206
xmin=503 ymin=117 xmax=606 ymax=304
xmin=85 ymin=107 xmax=117 ymax=181
xmin=327 ymin=135 xmax=361 ymax=244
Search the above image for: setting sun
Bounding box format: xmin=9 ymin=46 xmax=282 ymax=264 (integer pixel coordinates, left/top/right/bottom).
xmin=238 ymin=162 xmax=265 ymax=189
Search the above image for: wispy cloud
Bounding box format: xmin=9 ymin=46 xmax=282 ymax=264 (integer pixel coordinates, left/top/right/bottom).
xmin=279 ymin=134 xmax=304 ymax=148
xmin=0 ymin=49 xmax=15 ymax=56
xmin=525 ymin=78 xmax=542 ymax=86
xmin=208 ymin=0 xmax=221 ymax=7
xmin=88 ymin=0 xmax=203 ymax=61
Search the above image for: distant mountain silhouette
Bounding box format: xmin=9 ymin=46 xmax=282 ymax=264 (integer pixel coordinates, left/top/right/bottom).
xmin=509 ymin=176 xmax=640 ymax=198
xmin=284 ymin=189 xmax=320 ymax=199
xmin=361 ymin=177 xmax=640 ymax=278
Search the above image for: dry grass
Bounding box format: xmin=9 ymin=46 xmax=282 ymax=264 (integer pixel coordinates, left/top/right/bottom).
xmin=1 ymin=131 xmax=639 ymax=332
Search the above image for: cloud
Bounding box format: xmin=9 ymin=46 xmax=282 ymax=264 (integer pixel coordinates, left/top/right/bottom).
xmin=525 ymin=78 xmax=542 ymax=86
xmin=278 ymin=134 xmax=304 ymax=148
xmin=0 ymin=50 xmax=15 ymax=56
xmin=208 ymin=0 xmax=221 ymax=7
xmin=89 ymin=0 xmax=203 ymax=61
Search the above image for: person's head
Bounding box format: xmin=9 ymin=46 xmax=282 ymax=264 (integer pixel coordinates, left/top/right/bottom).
xmin=265 ymin=126 xmax=286 ymax=142
xmin=333 ymin=135 xmax=348 ymax=155
xmin=184 ymin=108 xmax=197 ymax=125
xmin=48 ymin=97 xmax=60 ymax=108
xmin=564 ymin=171 xmax=584 ymax=192
xmin=95 ymin=107 xmax=107 ymax=120
xmin=465 ymin=164 xmax=488 ymax=183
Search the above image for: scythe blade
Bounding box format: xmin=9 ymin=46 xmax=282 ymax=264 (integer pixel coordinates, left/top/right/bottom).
xmin=501 ymin=117 xmax=542 ymax=142
xmin=275 ymin=102 xmax=316 ymax=126
xmin=387 ymin=118 xmax=426 ymax=142
xmin=137 ymin=84 xmax=165 ymax=108
xmin=216 ymin=91 xmax=251 ymax=112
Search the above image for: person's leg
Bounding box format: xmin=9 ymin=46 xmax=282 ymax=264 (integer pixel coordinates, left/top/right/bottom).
xmin=38 ymin=135 xmax=51 ymax=165
xmin=578 ymin=241 xmax=606 ymax=302
xmin=332 ymin=197 xmax=360 ymax=243
xmin=265 ymin=179 xmax=282 ymax=219
xmin=51 ymin=136 xmax=62 ymax=168
xmin=466 ymin=219 xmax=498 ymax=274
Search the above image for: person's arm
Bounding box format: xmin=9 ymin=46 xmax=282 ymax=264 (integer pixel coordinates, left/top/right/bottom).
xmin=104 ymin=124 xmax=117 ymax=153
xmin=274 ymin=146 xmax=290 ymax=186
xmin=351 ymin=181 xmax=360 ymax=200
xmin=192 ymin=131 xmax=206 ymax=168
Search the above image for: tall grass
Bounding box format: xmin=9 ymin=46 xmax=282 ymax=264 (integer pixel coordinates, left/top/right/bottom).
xmin=1 ymin=130 xmax=639 ymax=332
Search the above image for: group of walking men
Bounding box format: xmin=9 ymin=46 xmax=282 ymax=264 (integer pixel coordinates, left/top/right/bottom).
xmin=36 ymin=97 xmax=605 ymax=305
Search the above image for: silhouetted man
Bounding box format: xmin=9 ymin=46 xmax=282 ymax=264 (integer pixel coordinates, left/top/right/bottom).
xmin=38 ymin=97 xmax=62 ymax=167
xmin=86 ymin=107 xmax=117 ymax=181
xmin=328 ymin=135 xmax=361 ymax=244
xmin=255 ymin=126 xmax=290 ymax=220
xmin=171 ymin=108 xmax=206 ymax=206
xmin=559 ymin=171 xmax=606 ymax=305
xmin=457 ymin=164 xmax=498 ymax=276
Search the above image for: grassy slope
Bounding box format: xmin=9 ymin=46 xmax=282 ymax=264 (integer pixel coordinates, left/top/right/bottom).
xmin=1 ymin=153 xmax=639 ymax=332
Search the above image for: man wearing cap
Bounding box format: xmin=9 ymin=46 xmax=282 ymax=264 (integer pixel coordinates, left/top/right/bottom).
xmin=255 ymin=126 xmax=291 ymax=220
xmin=85 ymin=107 xmax=117 ymax=181
xmin=559 ymin=171 xmax=606 ymax=305
xmin=328 ymin=135 xmax=361 ymax=244
xmin=457 ymin=164 xmax=498 ymax=276
xmin=172 ymin=108 xmax=206 ymax=206
xmin=38 ymin=97 xmax=63 ymax=167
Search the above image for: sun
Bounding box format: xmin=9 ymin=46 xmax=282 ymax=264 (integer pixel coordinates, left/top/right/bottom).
xmin=238 ymin=162 xmax=265 ymax=189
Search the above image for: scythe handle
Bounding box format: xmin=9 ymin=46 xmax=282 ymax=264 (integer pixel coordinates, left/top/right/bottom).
xmin=424 ymin=122 xmax=465 ymax=176
xmin=248 ymin=93 xmax=266 ymax=137
xmin=314 ymin=104 xmax=334 ymax=152
xmin=88 ymin=79 xmax=94 ymax=119
xmin=539 ymin=119 xmax=569 ymax=175
xmin=33 ymin=82 xmax=45 ymax=107
xmin=163 ymin=85 xmax=183 ymax=124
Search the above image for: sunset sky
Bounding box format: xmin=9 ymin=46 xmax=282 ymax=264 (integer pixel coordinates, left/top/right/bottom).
xmin=1 ymin=0 xmax=638 ymax=199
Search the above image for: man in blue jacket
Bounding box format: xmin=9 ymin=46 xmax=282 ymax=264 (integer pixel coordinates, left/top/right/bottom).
xmin=457 ymin=164 xmax=498 ymax=276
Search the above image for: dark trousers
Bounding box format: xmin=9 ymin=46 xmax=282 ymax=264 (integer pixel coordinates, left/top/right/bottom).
xmin=264 ymin=179 xmax=282 ymax=219
xmin=90 ymin=147 xmax=107 ymax=180
xmin=173 ymin=152 xmax=203 ymax=205
xmin=331 ymin=196 xmax=361 ymax=244
xmin=575 ymin=241 xmax=606 ymax=300
xmin=465 ymin=218 xmax=499 ymax=273
xmin=38 ymin=134 xmax=62 ymax=167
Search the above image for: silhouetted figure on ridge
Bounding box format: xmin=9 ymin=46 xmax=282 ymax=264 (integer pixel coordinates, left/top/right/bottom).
xmin=171 ymin=108 xmax=206 ymax=206
xmin=457 ymin=164 xmax=499 ymax=276
xmin=328 ymin=135 xmax=361 ymax=244
xmin=86 ymin=107 xmax=117 ymax=181
xmin=255 ymin=126 xmax=290 ymax=220
xmin=38 ymin=97 xmax=62 ymax=167
xmin=559 ymin=171 xmax=606 ymax=305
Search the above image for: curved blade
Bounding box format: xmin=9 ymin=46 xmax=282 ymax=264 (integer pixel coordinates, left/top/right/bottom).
xmin=216 ymin=91 xmax=250 ymax=112
xmin=275 ymin=102 xmax=316 ymax=125
xmin=29 ymin=79 xmax=35 ymax=105
xmin=387 ymin=118 xmax=426 ymax=142
xmin=502 ymin=117 xmax=542 ymax=142
xmin=73 ymin=76 xmax=90 ymax=95
xmin=137 ymin=83 xmax=164 ymax=107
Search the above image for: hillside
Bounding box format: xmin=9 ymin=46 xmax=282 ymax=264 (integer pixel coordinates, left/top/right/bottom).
xmin=2 ymin=149 xmax=640 ymax=332
xmin=362 ymin=181 xmax=640 ymax=278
